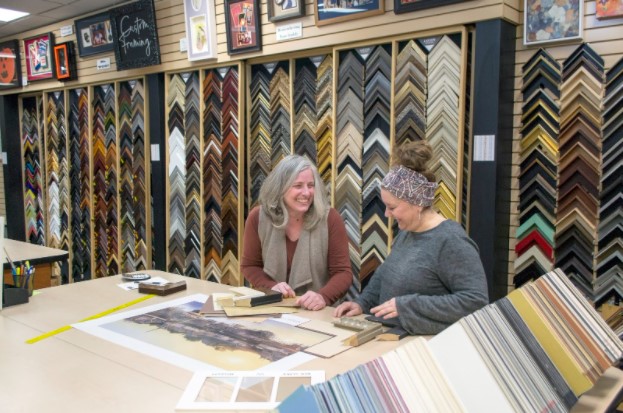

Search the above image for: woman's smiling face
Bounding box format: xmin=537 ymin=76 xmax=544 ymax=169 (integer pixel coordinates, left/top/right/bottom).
xmin=381 ymin=188 xmax=422 ymax=231
xmin=283 ymin=168 xmax=315 ymax=217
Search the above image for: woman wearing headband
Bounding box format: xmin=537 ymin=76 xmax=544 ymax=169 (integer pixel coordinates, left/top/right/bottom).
xmin=333 ymin=140 xmax=488 ymax=334
xmin=241 ymin=155 xmax=352 ymax=311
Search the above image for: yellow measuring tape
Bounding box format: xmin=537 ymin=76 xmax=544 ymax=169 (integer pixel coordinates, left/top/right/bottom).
xmin=26 ymin=294 xmax=156 ymax=344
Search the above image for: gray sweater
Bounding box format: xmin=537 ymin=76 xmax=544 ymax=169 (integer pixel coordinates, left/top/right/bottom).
xmin=355 ymin=220 xmax=489 ymax=335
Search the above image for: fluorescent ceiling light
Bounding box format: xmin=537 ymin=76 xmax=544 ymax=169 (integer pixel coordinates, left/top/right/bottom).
xmin=0 ymin=8 xmax=29 ymax=22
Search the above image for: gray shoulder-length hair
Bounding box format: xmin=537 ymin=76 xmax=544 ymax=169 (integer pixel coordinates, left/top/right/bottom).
xmin=259 ymin=155 xmax=329 ymax=230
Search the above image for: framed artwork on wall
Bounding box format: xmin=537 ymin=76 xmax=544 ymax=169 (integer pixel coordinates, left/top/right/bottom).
xmin=183 ymin=0 xmax=218 ymax=61
xmin=268 ymin=0 xmax=305 ymax=22
xmin=394 ymin=0 xmax=465 ymax=14
xmin=315 ymin=0 xmax=384 ymax=26
xmin=596 ymin=0 xmax=623 ymax=19
xmin=0 ymin=39 xmax=22 ymax=89
xmin=110 ymin=0 xmax=161 ymax=70
xmin=24 ymin=33 xmax=55 ymax=82
xmin=524 ymin=0 xmax=583 ymax=45
xmin=54 ymin=42 xmax=78 ymax=81
xmin=224 ymin=0 xmax=262 ymax=55
xmin=74 ymin=12 xmax=115 ymax=57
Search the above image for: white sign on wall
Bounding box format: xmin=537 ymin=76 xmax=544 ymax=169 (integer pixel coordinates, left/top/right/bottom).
xmin=96 ymin=58 xmax=111 ymax=70
xmin=276 ymin=23 xmax=303 ymax=42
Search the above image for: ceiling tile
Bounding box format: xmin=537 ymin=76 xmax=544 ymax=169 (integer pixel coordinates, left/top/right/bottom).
xmin=0 ymin=0 xmax=131 ymax=39
xmin=0 ymin=0 xmax=63 ymax=14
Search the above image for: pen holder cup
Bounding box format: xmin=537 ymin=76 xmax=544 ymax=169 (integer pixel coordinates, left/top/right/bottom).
xmin=26 ymin=269 xmax=35 ymax=297
xmin=3 ymin=284 xmax=29 ymax=307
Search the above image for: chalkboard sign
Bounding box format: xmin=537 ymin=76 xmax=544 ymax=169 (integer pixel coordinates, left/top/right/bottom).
xmin=110 ymin=0 xmax=160 ymax=71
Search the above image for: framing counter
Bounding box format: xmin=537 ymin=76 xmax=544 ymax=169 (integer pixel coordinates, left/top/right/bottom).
xmin=0 ymin=271 xmax=409 ymax=412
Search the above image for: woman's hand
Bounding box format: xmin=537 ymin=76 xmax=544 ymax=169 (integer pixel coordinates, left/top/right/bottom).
xmin=296 ymin=291 xmax=326 ymax=311
xmin=271 ymin=282 xmax=296 ymax=298
xmin=333 ymin=301 xmax=363 ymax=318
xmin=370 ymin=298 xmax=398 ymax=319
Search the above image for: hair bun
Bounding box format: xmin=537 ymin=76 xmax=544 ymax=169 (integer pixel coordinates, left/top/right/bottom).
xmin=392 ymin=140 xmax=435 ymax=182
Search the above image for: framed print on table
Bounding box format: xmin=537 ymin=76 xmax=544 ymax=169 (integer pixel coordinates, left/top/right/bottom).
xmin=315 ymin=0 xmax=383 ymax=26
xmin=74 ymin=12 xmax=115 ymax=57
xmin=394 ymin=0 xmax=464 ymax=14
xmin=268 ymin=0 xmax=305 ymax=22
xmin=524 ymin=0 xmax=583 ymax=45
xmin=24 ymin=33 xmax=55 ymax=82
xmin=224 ymin=0 xmax=262 ymax=55
xmin=183 ymin=0 xmax=218 ymax=61
xmin=54 ymin=42 xmax=78 ymax=81
xmin=0 ymin=39 xmax=22 ymax=89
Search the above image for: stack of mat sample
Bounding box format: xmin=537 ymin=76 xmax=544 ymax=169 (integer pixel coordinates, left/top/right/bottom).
xmin=277 ymin=269 xmax=623 ymax=412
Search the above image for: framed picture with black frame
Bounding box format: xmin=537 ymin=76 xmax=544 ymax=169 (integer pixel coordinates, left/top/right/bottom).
xmin=54 ymin=42 xmax=78 ymax=81
xmin=23 ymin=32 xmax=55 ymax=82
xmin=394 ymin=0 xmax=465 ymax=13
xmin=315 ymin=0 xmax=383 ymax=26
xmin=224 ymin=0 xmax=262 ymax=55
xmin=0 ymin=39 xmax=22 ymax=89
xmin=74 ymin=11 xmax=115 ymax=57
xmin=110 ymin=0 xmax=161 ymax=70
xmin=268 ymin=0 xmax=305 ymax=22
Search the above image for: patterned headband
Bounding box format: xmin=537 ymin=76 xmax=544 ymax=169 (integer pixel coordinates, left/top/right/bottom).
xmin=381 ymin=165 xmax=438 ymax=207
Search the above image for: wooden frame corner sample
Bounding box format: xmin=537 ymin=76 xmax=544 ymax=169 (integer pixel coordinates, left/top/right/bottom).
xmin=268 ymin=0 xmax=305 ymax=22
xmin=183 ymin=0 xmax=218 ymax=61
xmin=54 ymin=42 xmax=77 ymax=81
xmin=0 ymin=39 xmax=22 ymax=89
xmin=315 ymin=0 xmax=383 ymax=26
xmin=224 ymin=0 xmax=262 ymax=55
xmin=74 ymin=11 xmax=115 ymax=57
xmin=23 ymin=32 xmax=55 ymax=82
xmin=524 ymin=0 xmax=583 ymax=46
xmin=394 ymin=0 xmax=465 ymax=14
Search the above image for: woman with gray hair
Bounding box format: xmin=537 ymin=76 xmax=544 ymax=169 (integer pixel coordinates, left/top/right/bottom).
xmin=241 ymin=155 xmax=352 ymax=310
xmin=334 ymin=140 xmax=488 ymax=334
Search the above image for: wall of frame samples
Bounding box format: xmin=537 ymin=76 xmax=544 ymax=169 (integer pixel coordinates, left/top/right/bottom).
xmin=1 ymin=0 xmax=623 ymax=301
xmin=166 ymin=67 xmax=240 ymax=285
xmin=515 ymin=43 xmax=623 ymax=307
xmin=19 ymin=81 xmax=150 ymax=282
xmin=17 ymin=30 xmax=470 ymax=287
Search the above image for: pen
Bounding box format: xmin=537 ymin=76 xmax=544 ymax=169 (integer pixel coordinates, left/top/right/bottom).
xmin=4 ymin=248 xmax=18 ymax=285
